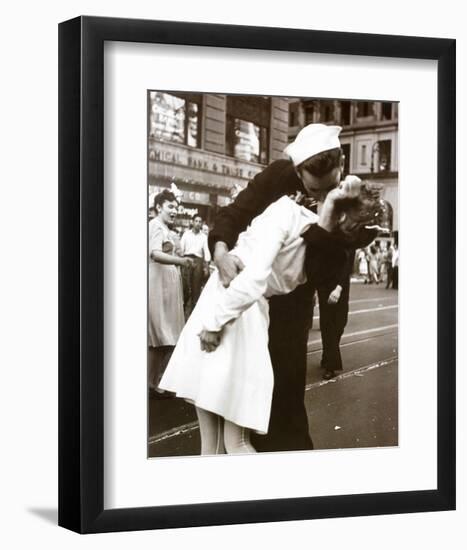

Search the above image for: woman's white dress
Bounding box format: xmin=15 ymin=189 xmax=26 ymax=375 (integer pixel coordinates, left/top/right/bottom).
xmin=358 ymin=250 xmax=369 ymax=276
xmin=158 ymin=197 xmax=318 ymax=434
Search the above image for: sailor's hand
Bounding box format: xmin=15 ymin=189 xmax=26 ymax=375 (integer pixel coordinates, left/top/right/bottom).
xmin=327 ymin=285 xmax=343 ymax=305
xmin=199 ymin=329 xmax=222 ymax=352
xmin=214 ymin=242 xmax=245 ymax=288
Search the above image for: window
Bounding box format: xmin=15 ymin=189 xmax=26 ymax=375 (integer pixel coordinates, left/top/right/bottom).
xmin=381 ymin=102 xmax=393 ymax=120
xmin=226 ymin=116 xmax=269 ymax=164
xmin=377 ymin=140 xmax=391 ymax=171
xmin=341 ymin=143 xmax=351 ymax=176
xmin=323 ymin=105 xmax=333 ymax=122
xmin=149 ymin=91 xmax=201 ymax=147
xmin=341 ymin=101 xmax=351 ymax=125
xmin=304 ymin=104 xmax=314 ymax=125
xmin=356 ymin=101 xmax=372 ymax=118
xmin=360 ymin=144 xmax=367 ymax=165
xmin=226 ymin=95 xmax=270 ymax=164
xmin=289 ymin=107 xmax=297 ymax=127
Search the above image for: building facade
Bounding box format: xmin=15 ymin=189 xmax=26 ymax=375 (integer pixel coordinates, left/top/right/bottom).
xmin=148 ymin=92 xmax=289 ymax=228
xmin=288 ymin=99 xmax=399 ymax=233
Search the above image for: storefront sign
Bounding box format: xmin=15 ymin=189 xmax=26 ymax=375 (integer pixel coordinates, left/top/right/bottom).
xmin=149 ymin=185 xmax=210 ymax=206
xmin=149 ymin=139 xmax=264 ymax=181
xmin=177 ymin=204 xmax=199 ymax=217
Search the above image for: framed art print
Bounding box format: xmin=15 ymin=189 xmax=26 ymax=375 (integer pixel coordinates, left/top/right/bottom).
xmin=59 ymin=16 xmax=455 ymax=533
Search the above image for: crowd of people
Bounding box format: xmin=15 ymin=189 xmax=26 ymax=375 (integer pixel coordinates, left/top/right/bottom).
xmin=149 ymin=123 xmax=397 ymax=456
xmin=356 ymin=241 xmax=399 ymax=288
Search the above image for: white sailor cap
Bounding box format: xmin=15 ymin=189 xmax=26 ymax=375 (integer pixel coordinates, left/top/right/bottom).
xmin=284 ymin=123 xmax=342 ymax=166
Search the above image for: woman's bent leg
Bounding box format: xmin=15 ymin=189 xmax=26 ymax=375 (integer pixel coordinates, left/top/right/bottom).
xmin=223 ymin=420 xmax=256 ymax=454
xmin=195 ymin=407 xmax=226 ymax=455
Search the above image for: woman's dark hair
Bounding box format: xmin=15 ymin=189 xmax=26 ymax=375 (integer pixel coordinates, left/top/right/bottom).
xmin=153 ymin=190 xmax=177 ymax=211
xmin=297 ymin=147 xmax=343 ymax=177
xmin=333 ymin=184 xmax=390 ymax=247
xmin=334 ymin=184 xmax=383 ymax=225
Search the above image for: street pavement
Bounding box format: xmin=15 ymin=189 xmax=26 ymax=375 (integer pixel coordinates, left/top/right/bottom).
xmin=148 ymin=282 xmax=398 ymax=457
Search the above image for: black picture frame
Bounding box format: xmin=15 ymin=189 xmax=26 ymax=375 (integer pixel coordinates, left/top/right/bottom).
xmin=58 ymin=16 xmax=456 ymax=534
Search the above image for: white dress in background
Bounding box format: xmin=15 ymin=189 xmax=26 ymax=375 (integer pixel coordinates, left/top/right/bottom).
xmin=148 ymin=218 xmax=185 ymax=347
xmin=358 ymin=249 xmax=369 ymax=276
xmin=158 ymin=197 xmax=318 ymax=434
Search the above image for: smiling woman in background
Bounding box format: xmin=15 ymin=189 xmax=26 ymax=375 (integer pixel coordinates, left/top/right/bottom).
xmin=148 ymin=190 xmax=192 ymax=397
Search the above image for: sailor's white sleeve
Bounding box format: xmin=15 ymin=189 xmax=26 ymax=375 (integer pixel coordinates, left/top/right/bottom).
xmin=201 ymin=197 xmax=294 ymax=332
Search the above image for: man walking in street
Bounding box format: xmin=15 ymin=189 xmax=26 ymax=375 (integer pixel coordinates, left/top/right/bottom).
xmin=391 ymin=243 xmax=399 ymax=289
xmin=384 ymin=243 xmax=394 ymax=288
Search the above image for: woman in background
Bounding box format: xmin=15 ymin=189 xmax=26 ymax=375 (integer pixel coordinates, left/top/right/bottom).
xmin=148 ymin=190 xmax=192 ymax=397
xmin=368 ymin=245 xmax=380 ymax=284
xmin=357 ymin=248 xmax=369 ymax=283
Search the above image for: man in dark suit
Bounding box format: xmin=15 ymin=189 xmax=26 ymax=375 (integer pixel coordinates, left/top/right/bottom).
xmin=208 ymin=124 xmax=347 ymax=452
xmin=312 ymin=247 xmax=355 ymax=380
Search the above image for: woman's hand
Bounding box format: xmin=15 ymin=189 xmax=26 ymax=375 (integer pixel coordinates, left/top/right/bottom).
xmin=199 ymin=329 xmax=222 ymax=352
xmin=179 ymin=257 xmax=193 ymax=268
xmin=150 ymin=250 xmax=192 ymax=267
xmin=319 ymin=175 xmax=363 ymax=232
xmin=213 ymin=242 xmax=245 ymax=288
xmin=327 ymin=175 xmax=363 ymax=202
xmin=327 ymin=285 xmax=343 ymax=305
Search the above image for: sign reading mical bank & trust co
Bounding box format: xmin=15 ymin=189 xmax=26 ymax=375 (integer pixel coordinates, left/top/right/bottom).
xmin=148 ymin=139 xmax=265 ymax=183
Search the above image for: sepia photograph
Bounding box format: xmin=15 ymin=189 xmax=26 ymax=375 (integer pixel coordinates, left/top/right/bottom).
xmin=147 ymin=91 xmax=399 ymax=458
